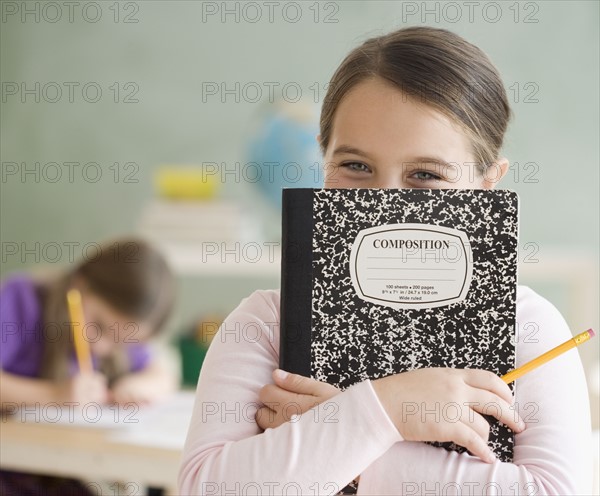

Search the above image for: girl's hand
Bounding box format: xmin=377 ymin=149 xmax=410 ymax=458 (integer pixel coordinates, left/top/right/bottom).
xmin=110 ymin=373 xmax=164 ymax=406
xmin=110 ymin=360 xmax=178 ymax=406
xmin=371 ymin=367 xmax=526 ymax=463
xmin=255 ymin=369 xmax=341 ymax=430
xmin=58 ymin=372 xmax=109 ymax=405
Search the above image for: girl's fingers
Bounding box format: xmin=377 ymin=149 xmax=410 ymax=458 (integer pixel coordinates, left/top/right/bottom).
xmin=462 ymin=407 xmax=491 ymax=444
xmin=451 ymin=422 xmax=496 ymax=464
xmin=258 ymin=383 xmax=319 ymax=414
xmin=462 ymin=369 xmax=514 ymax=406
xmin=255 ymin=405 xmax=278 ymax=430
xmin=256 ymin=371 xmax=341 ymax=431
xmin=272 ymin=369 xmax=339 ymax=398
xmin=255 ymin=404 xmax=299 ymax=430
xmin=470 ymin=391 xmax=525 ymax=433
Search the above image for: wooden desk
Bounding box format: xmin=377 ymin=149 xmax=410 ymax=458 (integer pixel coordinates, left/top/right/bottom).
xmin=0 ymin=391 xmax=195 ymax=495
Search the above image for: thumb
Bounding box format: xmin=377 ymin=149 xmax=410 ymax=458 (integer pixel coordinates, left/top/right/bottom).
xmin=273 ymin=369 xmax=336 ymax=397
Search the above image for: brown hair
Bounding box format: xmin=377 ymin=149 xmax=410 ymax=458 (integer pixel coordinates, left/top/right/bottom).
xmin=319 ymin=26 xmax=512 ymax=171
xmin=36 ymin=238 xmax=175 ymax=382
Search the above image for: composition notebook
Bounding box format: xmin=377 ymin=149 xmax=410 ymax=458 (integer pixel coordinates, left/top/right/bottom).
xmin=279 ymin=188 xmax=519 ymax=462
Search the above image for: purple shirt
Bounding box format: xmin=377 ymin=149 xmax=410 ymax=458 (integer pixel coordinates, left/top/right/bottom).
xmin=0 ymin=274 xmax=150 ymax=378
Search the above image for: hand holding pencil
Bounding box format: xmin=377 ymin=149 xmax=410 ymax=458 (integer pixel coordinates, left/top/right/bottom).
xmin=66 ymin=289 xmax=93 ymax=374
xmin=64 ymin=288 xmax=108 ymax=405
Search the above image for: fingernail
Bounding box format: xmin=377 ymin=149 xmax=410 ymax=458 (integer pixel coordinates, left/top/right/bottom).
xmin=486 ymin=451 xmax=496 ymax=463
xmin=518 ymin=420 xmax=526 ymax=431
xmin=274 ymin=369 xmax=288 ymax=380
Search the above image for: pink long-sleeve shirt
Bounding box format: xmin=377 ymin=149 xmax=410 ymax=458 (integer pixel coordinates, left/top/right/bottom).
xmin=179 ymin=285 xmax=593 ymax=495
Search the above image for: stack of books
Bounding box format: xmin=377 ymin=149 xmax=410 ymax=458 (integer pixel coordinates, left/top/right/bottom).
xmin=138 ymin=200 xmax=254 ymax=246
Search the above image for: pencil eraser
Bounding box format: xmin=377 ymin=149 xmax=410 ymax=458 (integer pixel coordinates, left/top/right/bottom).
xmin=589 ymin=329 xmax=596 ymax=338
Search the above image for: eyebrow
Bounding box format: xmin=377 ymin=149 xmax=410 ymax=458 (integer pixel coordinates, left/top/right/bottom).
xmin=332 ymin=145 xmax=458 ymax=170
xmin=332 ymin=145 xmax=375 ymax=160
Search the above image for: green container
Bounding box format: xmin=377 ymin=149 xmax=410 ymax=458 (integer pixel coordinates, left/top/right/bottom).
xmin=178 ymin=336 xmax=209 ymax=387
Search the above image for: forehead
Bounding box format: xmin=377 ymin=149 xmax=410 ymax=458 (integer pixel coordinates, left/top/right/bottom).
xmin=329 ymin=77 xmax=474 ymax=162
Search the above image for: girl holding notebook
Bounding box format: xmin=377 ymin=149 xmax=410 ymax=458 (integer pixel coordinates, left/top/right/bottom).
xmin=179 ymin=27 xmax=592 ymax=495
xmin=0 ymin=237 xmax=177 ymax=496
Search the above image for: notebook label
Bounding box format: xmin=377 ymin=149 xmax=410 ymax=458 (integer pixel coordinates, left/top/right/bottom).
xmin=349 ymin=223 xmax=473 ymax=309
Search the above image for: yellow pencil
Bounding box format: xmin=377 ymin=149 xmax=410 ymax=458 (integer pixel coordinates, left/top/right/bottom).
xmin=502 ymin=328 xmax=596 ymax=384
xmin=66 ymin=288 xmax=93 ymax=374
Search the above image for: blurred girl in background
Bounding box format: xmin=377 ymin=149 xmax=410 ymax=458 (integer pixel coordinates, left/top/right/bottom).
xmin=1 ymin=237 xmax=178 ymax=496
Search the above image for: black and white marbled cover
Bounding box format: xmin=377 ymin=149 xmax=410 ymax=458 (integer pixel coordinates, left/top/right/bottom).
xmin=282 ymin=188 xmax=519 ymax=462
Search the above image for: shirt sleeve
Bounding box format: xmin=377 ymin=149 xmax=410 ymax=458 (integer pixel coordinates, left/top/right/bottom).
xmin=126 ymin=343 xmax=152 ymax=372
xmin=356 ymin=286 xmax=594 ymax=496
xmin=0 ymin=277 xmax=21 ymax=367
xmin=0 ymin=275 xmax=44 ymax=377
xmin=178 ymin=289 xmax=402 ymax=495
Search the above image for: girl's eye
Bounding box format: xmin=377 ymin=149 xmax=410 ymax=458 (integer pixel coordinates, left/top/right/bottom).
xmin=341 ymin=162 xmax=371 ymax=173
xmin=411 ymin=170 xmax=441 ymax=181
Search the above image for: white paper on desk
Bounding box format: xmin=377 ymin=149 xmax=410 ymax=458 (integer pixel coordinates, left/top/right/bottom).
xmin=108 ymin=391 xmax=195 ymax=449
xmin=8 ymin=391 xmax=196 ymax=449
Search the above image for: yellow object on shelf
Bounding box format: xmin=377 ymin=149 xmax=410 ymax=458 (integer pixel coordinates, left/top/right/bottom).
xmin=155 ymin=166 xmax=219 ymax=200
xmin=195 ymin=313 xmax=224 ymax=347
